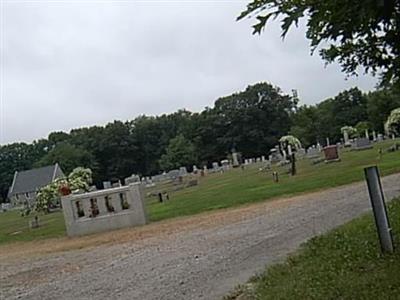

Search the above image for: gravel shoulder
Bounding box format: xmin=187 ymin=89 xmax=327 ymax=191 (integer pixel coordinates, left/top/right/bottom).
xmin=1 ymin=173 xmax=400 ymax=300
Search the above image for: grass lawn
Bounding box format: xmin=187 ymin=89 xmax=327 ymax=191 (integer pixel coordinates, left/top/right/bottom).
xmin=227 ymin=198 xmax=400 ymax=300
xmin=1 ymin=139 xmax=400 ymax=244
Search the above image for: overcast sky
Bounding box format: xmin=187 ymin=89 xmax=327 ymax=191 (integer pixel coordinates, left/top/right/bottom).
xmin=0 ymin=0 xmax=377 ymax=145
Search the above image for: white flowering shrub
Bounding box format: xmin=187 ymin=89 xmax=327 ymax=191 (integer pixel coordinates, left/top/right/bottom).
xmin=68 ymin=167 xmax=93 ymax=192
xmin=31 ymin=167 xmax=92 ymax=214
xmin=340 ymin=126 xmax=358 ymax=138
xmin=385 ymin=108 xmax=400 ymax=135
xmin=279 ymin=135 xmax=302 ymax=150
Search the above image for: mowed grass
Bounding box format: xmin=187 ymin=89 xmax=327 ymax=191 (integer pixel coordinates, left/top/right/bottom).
xmin=148 ymin=140 xmax=400 ymax=221
xmin=1 ymin=139 xmax=400 ymax=244
xmin=229 ymin=198 xmax=400 ymax=300
xmin=0 ymin=210 xmax=65 ymax=244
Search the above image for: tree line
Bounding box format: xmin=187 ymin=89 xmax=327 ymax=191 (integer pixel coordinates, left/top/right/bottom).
xmin=1 ymin=82 xmax=399 ymax=201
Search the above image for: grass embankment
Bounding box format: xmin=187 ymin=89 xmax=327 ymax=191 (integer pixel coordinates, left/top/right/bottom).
xmin=0 ymin=139 xmax=400 ymax=244
xmin=227 ymin=198 xmax=400 ymax=300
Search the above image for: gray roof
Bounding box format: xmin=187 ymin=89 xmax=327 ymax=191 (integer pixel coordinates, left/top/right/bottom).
xmin=8 ymin=164 xmax=65 ymax=197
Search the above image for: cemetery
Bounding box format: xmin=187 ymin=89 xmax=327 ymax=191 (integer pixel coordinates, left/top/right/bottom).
xmin=1 ymin=138 xmax=400 ymax=244
xmin=2 ymin=0 xmax=400 ymax=297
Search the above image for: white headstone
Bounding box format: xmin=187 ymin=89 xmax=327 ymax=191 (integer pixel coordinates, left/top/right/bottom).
xmin=232 ymin=152 xmax=240 ymax=166
xmin=343 ymin=130 xmax=350 ymax=145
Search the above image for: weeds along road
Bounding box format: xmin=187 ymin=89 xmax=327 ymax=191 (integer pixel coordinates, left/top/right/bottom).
xmin=1 ymin=173 xmax=400 ymax=300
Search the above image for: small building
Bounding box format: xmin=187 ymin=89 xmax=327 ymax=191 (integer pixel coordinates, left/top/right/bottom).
xmin=7 ymin=164 xmax=65 ymax=207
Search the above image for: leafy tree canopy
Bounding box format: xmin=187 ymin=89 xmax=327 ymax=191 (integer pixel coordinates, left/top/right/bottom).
xmin=159 ymin=134 xmax=198 ymax=171
xmin=238 ymin=0 xmax=400 ymax=86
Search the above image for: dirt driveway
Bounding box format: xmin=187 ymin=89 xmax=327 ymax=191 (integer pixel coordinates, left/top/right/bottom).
xmin=1 ymin=173 xmax=400 ymax=300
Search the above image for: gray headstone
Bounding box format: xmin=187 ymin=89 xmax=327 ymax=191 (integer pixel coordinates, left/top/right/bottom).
xmin=353 ymin=137 xmax=373 ymax=150
xmin=103 ymin=181 xmax=112 ymax=189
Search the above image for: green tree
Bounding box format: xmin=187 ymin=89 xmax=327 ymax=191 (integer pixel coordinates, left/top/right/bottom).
xmin=35 ymin=142 xmax=97 ymax=175
xmin=367 ymin=84 xmax=400 ymax=132
xmin=159 ymin=135 xmax=197 ymax=171
xmin=238 ymin=0 xmax=400 ymax=85
xmin=0 ymin=143 xmax=36 ymax=200
xmin=355 ymin=121 xmax=371 ymax=137
xmin=290 ymin=105 xmax=320 ymax=148
xmin=209 ymin=82 xmax=297 ymax=158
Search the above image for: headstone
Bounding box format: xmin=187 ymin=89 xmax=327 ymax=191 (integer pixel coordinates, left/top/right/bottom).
xmin=392 ymin=134 xmax=396 ymax=140
xmin=256 ymin=157 xmax=261 ymax=163
xmin=29 ymin=216 xmax=40 ymax=229
xmin=221 ymin=159 xmax=229 ymax=171
xmin=125 ymin=174 xmax=141 ymax=185
xmin=352 ymin=137 xmax=373 ymax=150
xmin=261 ymin=155 xmax=266 ymax=162
xmin=377 ymin=133 xmax=384 ymax=142
xmin=112 ymin=182 xmax=121 ymax=188
xmin=193 ymin=165 xmax=198 ymax=174
xmin=282 ymin=149 xmax=287 ymax=160
xmin=306 ymin=147 xmax=320 ymax=159
xmin=167 ymin=169 xmax=180 ymax=180
xmin=323 ymin=145 xmax=340 ymax=162
xmin=372 ymin=130 xmax=377 ymax=141
xmin=152 ymin=174 xmax=168 ymax=183
xmin=272 ymin=171 xmax=279 ymax=182
xmin=232 ymin=152 xmax=240 ymax=167
xmin=296 ymin=148 xmax=306 ymax=159
xmin=269 ymin=147 xmax=283 ymax=163
xmin=317 ymin=142 xmax=322 ymax=151
xmin=1 ymin=203 xmax=11 ymax=211
xmin=326 ymin=137 xmax=330 ymax=146
xmin=103 ymin=181 xmax=112 ymax=189
xmin=343 ymin=129 xmax=350 ymax=146
xmin=212 ymin=162 xmax=219 ymax=169
xmin=179 ymin=166 xmax=188 ymax=176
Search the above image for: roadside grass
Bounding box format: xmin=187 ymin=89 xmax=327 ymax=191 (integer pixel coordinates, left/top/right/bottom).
xmin=1 ymin=139 xmax=400 ymax=244
xmin=226 ymin=198 xmax=400 ymax=300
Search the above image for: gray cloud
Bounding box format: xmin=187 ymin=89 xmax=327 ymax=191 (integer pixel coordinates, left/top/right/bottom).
xmin=1 ymin=1 xmax=377 ymax=144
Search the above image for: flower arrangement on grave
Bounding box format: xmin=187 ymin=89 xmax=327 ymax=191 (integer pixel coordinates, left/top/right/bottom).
xmin=279 ymin=135 xmax=302 ymax=150
xmin=22 ymin=167 xmax=93 ymax=215
xmin=385 ymin=108 xmax=400 ymax=136
xmin=340 ymin=126 xmax=357 ymax=138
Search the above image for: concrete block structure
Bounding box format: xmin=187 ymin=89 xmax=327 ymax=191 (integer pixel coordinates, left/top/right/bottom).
xmin=61 ymin=183 xmax=147 ymax=237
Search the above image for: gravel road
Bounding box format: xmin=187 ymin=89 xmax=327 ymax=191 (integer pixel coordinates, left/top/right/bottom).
xmin=1 ymin=173 xmax=400 ymax=300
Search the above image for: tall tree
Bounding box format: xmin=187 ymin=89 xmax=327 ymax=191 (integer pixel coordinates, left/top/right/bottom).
xmin=367 ymin=84 xmax=400 ymax=132
xmin=159 ymin=134 xmax=197 ymax=171
xmin=210 ymin=82 xmax=297 ymax=158
xmin=290 ymin=105 xmax=320 ymax=147
xmin=35 ymin=142 xmax=97 ymax=175
xmin=0 ymin=143 xmax=36 ymax=200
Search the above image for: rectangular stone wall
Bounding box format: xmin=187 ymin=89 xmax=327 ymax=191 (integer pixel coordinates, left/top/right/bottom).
xmin=61 ymin=183 xmax=147 ymax=237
